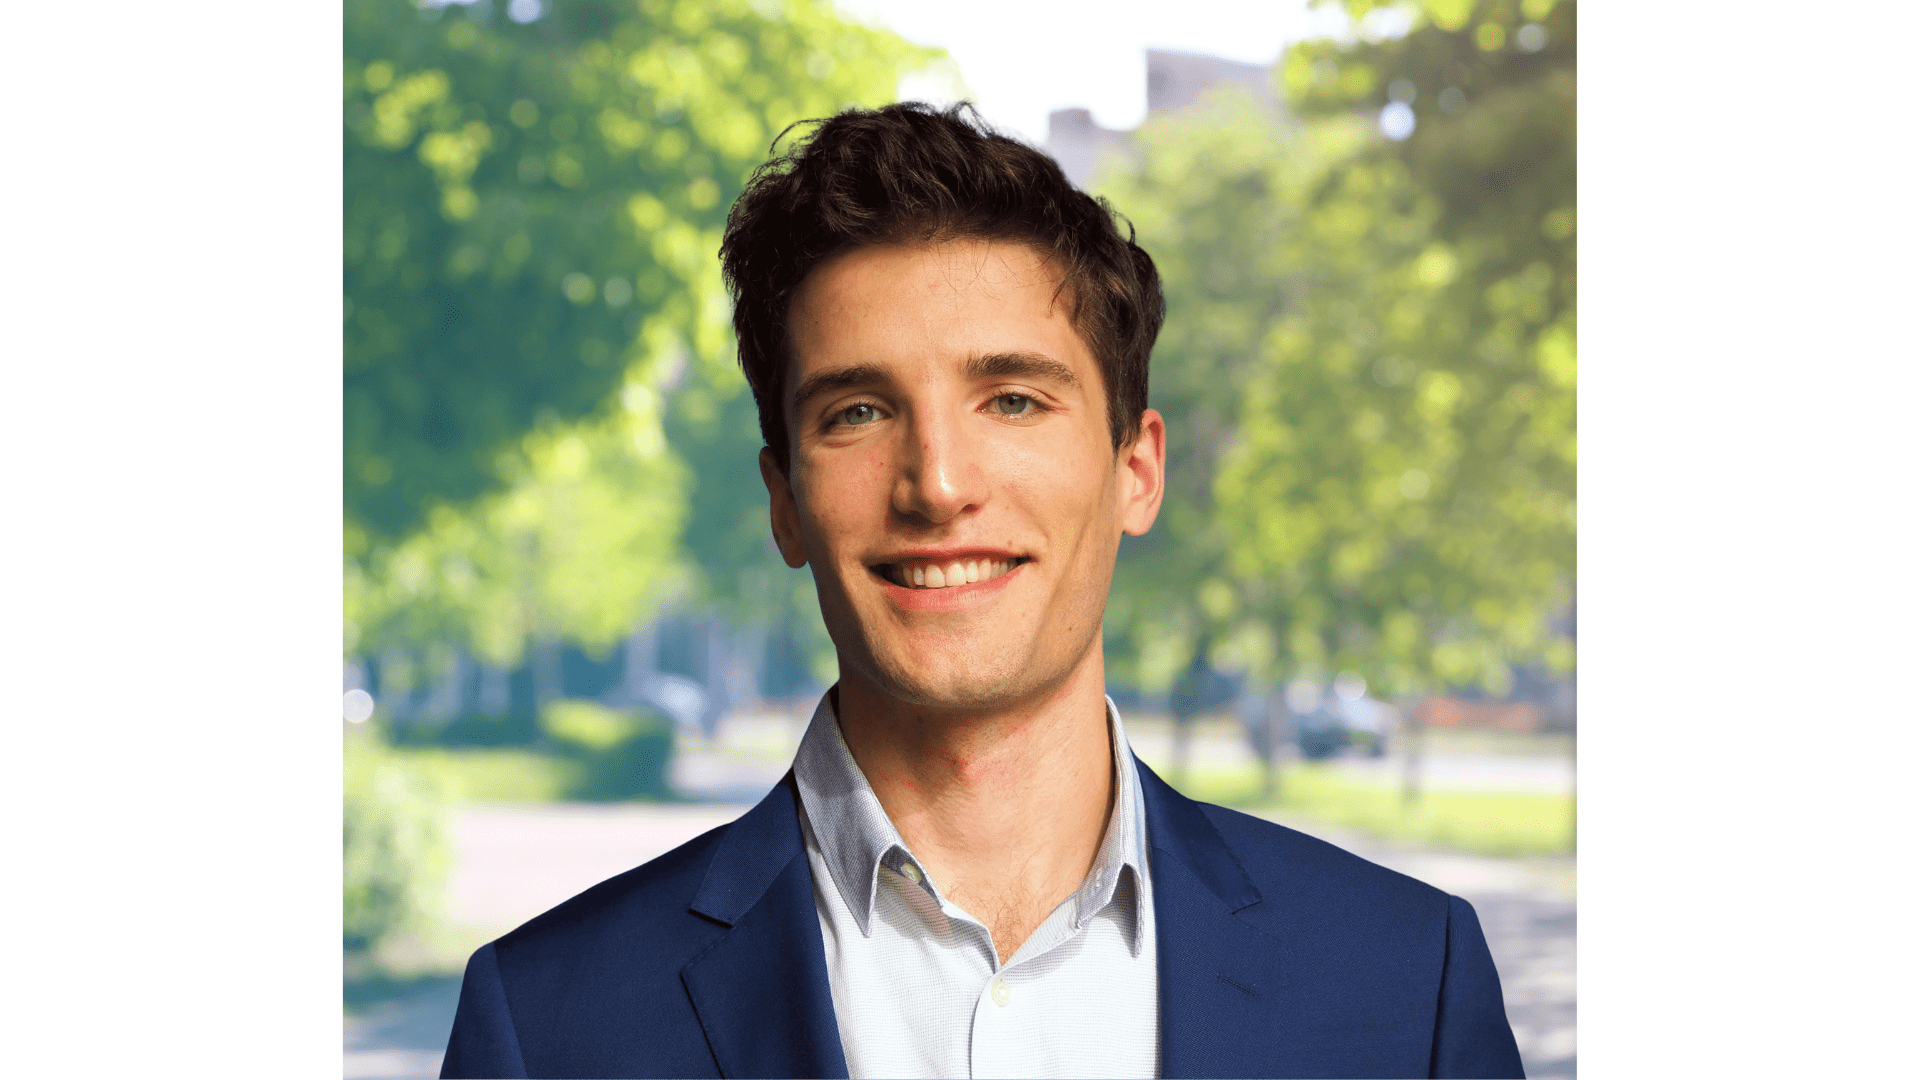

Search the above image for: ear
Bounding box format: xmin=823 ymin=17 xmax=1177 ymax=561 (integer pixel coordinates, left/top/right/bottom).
xmin=759 ymin=446 xmax=810 ymax=569
xmin=1117 ymin=408 xmax=1166 ymax=537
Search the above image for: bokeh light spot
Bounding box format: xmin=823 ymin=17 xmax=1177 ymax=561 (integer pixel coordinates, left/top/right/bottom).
xmin=344 ymin=689 xmax=375 ymax=724
xmin=1334 ymin=671 xmax=1368 ymax=701
xmin=1380 ymin=102 xmax=1416 ymax=141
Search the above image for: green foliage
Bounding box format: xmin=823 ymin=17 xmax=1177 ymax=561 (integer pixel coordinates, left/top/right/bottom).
xmin=1099 ymin=1 xmax=1574 ymax=697
xmin=345 ymin=0 xmax=932 ymax=543
xmin=346 ymin=402 xmax=689 ymax=665
xmin=344 ymin=728 xmax=453 ymax=949
xmin=540 ymin=699 xmax=676 ymax=800
xmin=345 ymin=0 xmax=933 ymax=665
xmin=542 ymin=697 xmax=641 ymax=750
xmin=388 ymin=707 xmax=544 ymax=748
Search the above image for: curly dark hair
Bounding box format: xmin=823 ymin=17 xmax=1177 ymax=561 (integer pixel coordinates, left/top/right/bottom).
xmin=720 ymin=101 xmax=1164 ymax=472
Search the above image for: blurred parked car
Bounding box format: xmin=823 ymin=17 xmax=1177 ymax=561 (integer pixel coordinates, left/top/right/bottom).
xmin=1288 ymin=674 xmax=1391 ymax=760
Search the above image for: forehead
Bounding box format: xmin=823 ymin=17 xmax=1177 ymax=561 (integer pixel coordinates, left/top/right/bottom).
xmin=785 ymin=239 xmax=1090 ymax=379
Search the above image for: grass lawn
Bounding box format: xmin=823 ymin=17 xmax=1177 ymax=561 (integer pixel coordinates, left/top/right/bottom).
xmin=1173 ymin=762 xmax=1576 ymax=856
xmin=388 ymin=746 xmax=585 ymax=802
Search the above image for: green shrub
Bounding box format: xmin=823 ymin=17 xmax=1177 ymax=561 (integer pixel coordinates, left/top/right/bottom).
xmin=387 ymin=707 xmax=542 ymax=748
xmin=343 ymin=729 xmax=453 ymax=949
xmin=539 ymin=699 xmax=676 ymax=801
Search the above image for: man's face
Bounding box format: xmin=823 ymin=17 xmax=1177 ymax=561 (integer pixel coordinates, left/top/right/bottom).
xmin=761 ymin=238 xmax=1165 ymax=712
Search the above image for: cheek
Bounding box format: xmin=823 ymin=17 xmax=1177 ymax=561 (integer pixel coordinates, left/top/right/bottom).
xmin=796 ymin=448 xmax=892 ymax=543
xmin=1003 ymin=441 xmax=1114 ymax=530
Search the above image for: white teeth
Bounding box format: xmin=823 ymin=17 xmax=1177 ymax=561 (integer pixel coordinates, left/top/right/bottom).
xmin=891 ymin=557 xmax=1021 ymax=588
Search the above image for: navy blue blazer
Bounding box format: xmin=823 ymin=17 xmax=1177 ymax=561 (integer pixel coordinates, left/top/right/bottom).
xmin=441 ymin=760 xmax=1524 ymax=1079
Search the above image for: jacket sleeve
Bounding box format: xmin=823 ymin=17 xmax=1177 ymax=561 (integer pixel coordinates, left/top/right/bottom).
xmin=440 ymin=942 xmax=530 ymax=1079
xmin=1430 ymin=895 xmax=1526 ymax=1079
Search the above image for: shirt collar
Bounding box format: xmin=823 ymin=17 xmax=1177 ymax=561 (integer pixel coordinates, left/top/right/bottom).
xmin=791 ymin=691 xmax=1151 ymax=954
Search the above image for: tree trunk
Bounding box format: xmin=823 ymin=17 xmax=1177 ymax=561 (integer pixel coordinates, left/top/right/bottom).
xmin=531 ymin=634 xmax=563 ymax=707
xmin=701 ymin=614 xmax=729 ymax=742
xmin=1400 ymin=695 xmax=1425 ymax=810
xmin=622 ymin=622 xmax=658 ymax=706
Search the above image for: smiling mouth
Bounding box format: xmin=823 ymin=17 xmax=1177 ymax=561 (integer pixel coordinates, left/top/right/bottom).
xmin=873 ymin=556 xmax=1029 ymax=590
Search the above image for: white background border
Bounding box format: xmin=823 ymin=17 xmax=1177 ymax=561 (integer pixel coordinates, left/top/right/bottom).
xmin=3 ymin=1 xmax=1915 ymax=1073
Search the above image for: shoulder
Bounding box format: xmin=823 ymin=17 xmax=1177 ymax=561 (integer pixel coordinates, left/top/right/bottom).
xmin=449 ymin=814 xmax=776 ymax=1078
xmin=489 ymin=816 xmax=735 ymax=982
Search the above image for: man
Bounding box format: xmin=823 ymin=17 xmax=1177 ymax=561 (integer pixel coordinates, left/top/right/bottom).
xmin=441 ymin=103 xmax=1523 ymax=1080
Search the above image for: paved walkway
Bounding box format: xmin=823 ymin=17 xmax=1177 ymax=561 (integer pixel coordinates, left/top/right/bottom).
xmin=344 ymin=978 xmax=462 ymax=1080
xmin=346 ymin=796 xmax=1574 ymax=1078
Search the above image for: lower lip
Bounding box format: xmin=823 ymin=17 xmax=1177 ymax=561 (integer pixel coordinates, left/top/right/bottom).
xmin=877 ymin=562 xmax=1025 ymax=611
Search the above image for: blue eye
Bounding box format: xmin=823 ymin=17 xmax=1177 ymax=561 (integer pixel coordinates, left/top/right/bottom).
xmin=992 ymin=394 xmax=1034 ymax=416
xmin=839 ymin=403 xmax=880 ymax=426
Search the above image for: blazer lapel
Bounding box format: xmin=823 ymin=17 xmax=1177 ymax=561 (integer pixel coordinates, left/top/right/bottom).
xmin=680 ymin=773 xmax=850 ymax=1080
xmin=1139 ymin=760 xmax=1326 ymax=1080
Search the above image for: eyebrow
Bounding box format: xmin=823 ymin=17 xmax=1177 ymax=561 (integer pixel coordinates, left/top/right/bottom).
xmin=966 ymin=351 xmax=1081 ymax=390
xmin=788 ymin=351 xmax=1082 ymax=410
xmin=790 ymin=363 xmax=889 ymax=410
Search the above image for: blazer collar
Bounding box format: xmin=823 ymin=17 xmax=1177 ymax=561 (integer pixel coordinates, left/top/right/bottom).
xmin=1136 ymin=758 xmax=1262 ymax=912
xmin=682 ymin=773 xmax=850 ymax=1079
xmin=1138 ymin=758 xmax=1312 ymax=1080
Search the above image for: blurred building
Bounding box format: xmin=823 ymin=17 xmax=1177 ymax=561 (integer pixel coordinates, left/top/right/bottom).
xmin=1046 ymin=49 xmax=1284 ymax=188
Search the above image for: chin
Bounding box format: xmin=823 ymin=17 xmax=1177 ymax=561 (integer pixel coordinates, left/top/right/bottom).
xmin=878 ymin=664 xmax=1033 ymax=711
xmin=846 ymin=623 xmax=1091 ymax=713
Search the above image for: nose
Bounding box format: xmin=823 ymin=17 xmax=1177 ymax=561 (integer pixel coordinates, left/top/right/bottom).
xmin=891 ymin=407 xmax=986 ymax=526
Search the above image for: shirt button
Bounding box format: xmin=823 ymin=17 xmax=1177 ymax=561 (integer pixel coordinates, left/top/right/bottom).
xmin=900 ymin=863 xmax=923 ymax=884
xmin=990 ymin=978 xmax=1011 ymax=1007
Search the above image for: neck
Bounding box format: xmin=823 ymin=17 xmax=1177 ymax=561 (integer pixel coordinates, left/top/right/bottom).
xmin=833 ymin=648 xmax=1116 ymax=964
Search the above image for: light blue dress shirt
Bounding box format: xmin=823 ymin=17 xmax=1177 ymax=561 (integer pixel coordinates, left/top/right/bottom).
xmin=792 ymin=693 xmax=1160 ymax=1079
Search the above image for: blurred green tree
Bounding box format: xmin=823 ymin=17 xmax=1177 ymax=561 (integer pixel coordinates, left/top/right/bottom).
xmin=344 ymin=0 xmax=933 ymax=667
xmin=1100 ymin=0 xmax=1574 ymax=699
xmin=346 ymin=399 xmax=688 ymax=685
